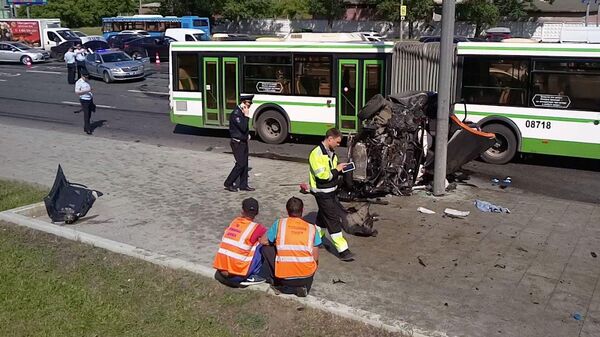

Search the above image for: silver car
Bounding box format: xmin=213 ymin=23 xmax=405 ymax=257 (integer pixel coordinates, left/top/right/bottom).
xmin=0 ymin=41 xmax=50 ymax=64
xmin=84 ymin=50 xmax=145 ymax=83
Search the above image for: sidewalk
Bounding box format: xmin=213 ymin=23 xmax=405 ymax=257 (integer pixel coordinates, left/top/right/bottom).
xmin=1 ymin=124 xmax=599 ymax=337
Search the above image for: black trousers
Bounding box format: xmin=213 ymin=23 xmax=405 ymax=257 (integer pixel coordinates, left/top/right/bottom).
xmin=76 ymin=60 xmax=86 ymax=78
xmin=314 ymin=192 xmax=344 ymax=235
xmin=224 ymin=140 xmax=249 ymax=188
xmin=80 ymin=98 xmax=94 ymax=133
xmin=67 ymin=63 xmax=76 ymax=84
xmin=260 ymin=245 xmax=313 ymax=294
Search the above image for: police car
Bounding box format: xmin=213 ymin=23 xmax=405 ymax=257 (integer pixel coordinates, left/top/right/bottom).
xmin=84 ymin=49 xmax=146 ymax=83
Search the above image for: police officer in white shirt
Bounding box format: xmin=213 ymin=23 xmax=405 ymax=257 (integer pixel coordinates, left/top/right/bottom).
xmin=74 ymin=44 xmax=87 ymax=79
xmin=75 ymin=72 xmax=95 ymax=135
xmin=64 ymin=46 xmax=77 ymax=84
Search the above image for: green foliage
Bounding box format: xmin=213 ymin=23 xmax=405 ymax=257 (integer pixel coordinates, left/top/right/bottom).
xmin=376 ymin=0 xmax=434 ymax=23
xmin=17 ymin=0 xmax=136 ymax=28
xmin=220 ymin=0 xmax=277 ymax=21
xmin=457 ymin=0 xmax=499 ymax=36
xmin=273 ymin=0 xmax=311 ymax=19
xmin=159 ymin=0 xmax=215 ymax=18
xmin=306 ymin=0 xmax=346 ymax=27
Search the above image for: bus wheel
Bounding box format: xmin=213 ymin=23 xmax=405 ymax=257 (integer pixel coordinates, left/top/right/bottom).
xmin=256 ymin=110 xmax=288 ymax=144
xmin=481 ymin=124 xmax=517 ymax=165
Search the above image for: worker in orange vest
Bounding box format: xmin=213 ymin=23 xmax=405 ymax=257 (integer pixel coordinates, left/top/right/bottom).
xmin=213 ymin=198 xmax=268 ymax=287
xmin=260 ymin=197 xmax=321 ymax=297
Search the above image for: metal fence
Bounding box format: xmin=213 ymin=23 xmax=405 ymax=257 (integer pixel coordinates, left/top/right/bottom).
xmin=390 ymin=42 xmax=459 ymax=102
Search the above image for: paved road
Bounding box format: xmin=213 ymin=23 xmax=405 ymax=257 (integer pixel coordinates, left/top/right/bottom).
xmin=0 ymin=60 xmax=598 ymax=204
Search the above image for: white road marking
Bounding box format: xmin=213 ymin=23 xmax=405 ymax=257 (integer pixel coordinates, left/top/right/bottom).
xmin=0 ymin=72 xmax=21 ymax=77
xmin=0 ymin=79 xmax=6 ymax=82
xmin=128 ymin=89 xmax=169 ymax=95
xmin=26 ymin=70 xmax=62 ymax=75
xmin=61 ymin=101 xmax=116 ymax=109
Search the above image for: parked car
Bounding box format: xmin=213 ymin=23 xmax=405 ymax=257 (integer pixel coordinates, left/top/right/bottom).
xmin=84 ymin=50 xmax=145 ymax=83
xmin=119 ymin=30 xmax=151 ymax=36
xmin=107 ymin=33 xmax=142 ymax=49
xmin=50 ymin=40 xmax=110 ymax=61
xmin=123 ymin=36 xmax=174 ymax=60
xmin=485 ymin=27 xmax=511 ymax=42
xmin=0 ymin=41 xmax=50 ymax=64
xmin=419 ymin=36 xmax=474 ymax=43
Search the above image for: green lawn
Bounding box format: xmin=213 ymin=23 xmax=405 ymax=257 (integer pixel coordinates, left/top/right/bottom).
xmin=76 ymin=26 xmax=103 ymax=36
xmin=0 ymin=180 xmax=400 ymax=337
xmin=0 ymin=179 xmax=47 ymax=212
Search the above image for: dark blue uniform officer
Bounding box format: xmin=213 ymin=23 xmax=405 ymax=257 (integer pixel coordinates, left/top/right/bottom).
xmin=224 ymin=94 xmax=255 ymax=192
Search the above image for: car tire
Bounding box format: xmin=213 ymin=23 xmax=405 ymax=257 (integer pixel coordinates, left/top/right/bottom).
xmin=480 ymin=124 xmax=517 ymax=165
xmin=358 ymin=94 xmax=387 ymax=120
xmin=103 ymin=71 xmax=112 ymax=83
xmin=256 ymin=110 xmax=289 ymax=144
xmin=20 ymin=56 xmax=32 ymax=65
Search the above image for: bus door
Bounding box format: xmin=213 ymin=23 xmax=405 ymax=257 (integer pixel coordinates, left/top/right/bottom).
xmin=202 ymin=57 xmax=239 ymax=126
xmin=337 ymin=59 xmax=385 ymax=133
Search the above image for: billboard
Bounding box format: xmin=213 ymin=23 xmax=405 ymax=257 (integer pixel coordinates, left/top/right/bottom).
xmin=0 ymin=20 xmax=41 ymax=46
xmin=6 ymin=0 xmax=48 ymax=4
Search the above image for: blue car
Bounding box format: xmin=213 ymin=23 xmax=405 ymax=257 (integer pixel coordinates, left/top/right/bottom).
xmin=84 ymin=50 xmax=146 ymax=83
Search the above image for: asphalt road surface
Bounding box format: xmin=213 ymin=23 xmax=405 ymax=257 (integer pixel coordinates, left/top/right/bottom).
xmin=0 ymin=60 xmax=598 ymax=204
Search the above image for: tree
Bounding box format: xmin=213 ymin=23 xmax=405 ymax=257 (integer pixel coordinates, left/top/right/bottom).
xmin=219 ymin=0 xmax=276 ymax=21
xmin=456 ymin=0 xmax=499 ymax=37
xmin=159 ymin=0 xmax=215 ymax=17
xmin=306 ymin=0 xmax=346 ymax=29
xmin=273 ymin=0 xmax=310 ymax=19
xmin=375 ymin=0 xmax=434 ymax=38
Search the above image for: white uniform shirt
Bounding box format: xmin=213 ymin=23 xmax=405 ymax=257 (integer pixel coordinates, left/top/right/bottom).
xmin=64 ymin=51 xmax=76 ymax=64
xmin=75 ymin=78 xmax=92 ymax=100
xmin=75 ymin=49 xmax=86 ymax=62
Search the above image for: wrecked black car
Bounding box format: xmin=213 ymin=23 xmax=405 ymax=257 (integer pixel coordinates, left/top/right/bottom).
xmin=339 ymin=91 xmax=496 ymax=200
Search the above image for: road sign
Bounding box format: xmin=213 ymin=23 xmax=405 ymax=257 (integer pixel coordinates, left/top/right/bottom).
xmin=401 ymin=5 xmax=407 ymax=17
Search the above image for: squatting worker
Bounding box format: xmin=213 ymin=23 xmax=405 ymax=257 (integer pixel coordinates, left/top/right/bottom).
xmin=308 ymin=128 xmax=354 ymax=261
xmin=261 ymin=197 xmax=320 ymax=297
xmin=213 ymin=197 xmax=267 ymax=287
xmin=223 ymin=94 xmax=255 ymax=192
xmin=75 ymin=72 xmax=95 ymax=135
xmin=64 ymin=46 xmax=77 ymax=84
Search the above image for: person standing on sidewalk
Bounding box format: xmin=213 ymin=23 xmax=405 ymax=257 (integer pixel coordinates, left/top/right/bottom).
xmin=74 ymin=44 xmax=87 ymax=79
xmin=74 ymin=73 xmax=95 ymax=135
xmin=64 ymin=46 xmax=77 ymax=84
xmin=308 ymin=128 xmax=354 ymax=262
xmin=223 ymin=94 xmax=255 ymax=192
xmin=261 ymin=197 xmax=320 ymax=297
xmin=213 ymin=197 xmax=267 ymax=287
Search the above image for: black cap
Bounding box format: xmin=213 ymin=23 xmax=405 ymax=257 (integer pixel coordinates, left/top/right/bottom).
xmin=242 ymin=197 xmax=259 ymax=213
xmin=240 ymin=94 xmax=254 ymax=103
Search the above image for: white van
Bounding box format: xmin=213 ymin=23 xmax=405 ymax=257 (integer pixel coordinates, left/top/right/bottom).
xmin=165 ymin=28 xmax=205 ymax=42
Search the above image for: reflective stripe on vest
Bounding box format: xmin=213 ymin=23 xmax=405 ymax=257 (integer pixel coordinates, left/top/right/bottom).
xmin=213 ymin=218 xmax=258 ymax=277
xmin=274 ymin=218 xmax=317 ymax=279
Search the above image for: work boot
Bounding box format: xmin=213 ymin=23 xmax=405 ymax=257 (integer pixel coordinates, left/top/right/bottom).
xmin=338 ymin=249 xmax=355 ymax=262
xmin=296 ymin=286 xmax=308 ymax=297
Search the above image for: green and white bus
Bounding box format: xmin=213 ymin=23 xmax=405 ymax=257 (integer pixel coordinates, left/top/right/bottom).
xmin=169 ymin=41 xmax=393 ymax=143
xmin=455 ymin=42 xmax=600 ymax=164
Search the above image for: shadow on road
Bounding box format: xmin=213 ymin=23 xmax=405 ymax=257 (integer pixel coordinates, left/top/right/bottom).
xmin=512 ymin=153 xmax=600 ymax=172
xmin=91 ymin=120 xmax=107 ymax=132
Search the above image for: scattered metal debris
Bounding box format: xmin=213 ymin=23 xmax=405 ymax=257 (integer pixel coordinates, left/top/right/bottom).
xmin=517 ymin=247 xmax=529 ymax=253
xmin=444 ymin=208 xmax=470 ymax=218
xmin=592 ymin=252 xmax=598 ymax=258
xmin=418 ymin=256 xmax=427 ymax=267
xmin=494 ymin=264 xmax=506 ymax=269
xmin=417 ymin=207 xmax=436 ymax=214
xmin=332 ymin=279 xmax=346 ymax=284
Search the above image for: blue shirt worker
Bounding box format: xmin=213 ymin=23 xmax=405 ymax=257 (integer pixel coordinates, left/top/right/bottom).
xmin=308 ymin=128 xmax=354 ymax=262
xmin=75 ymin=73 xmax=95 ymax=135
xmin=223 ymin=94 xmax=255 ymax=192
xmin=260 ymin=197 xmax=321 ymax=297
xmin=64 ymin=47 xmax=77 ymax=84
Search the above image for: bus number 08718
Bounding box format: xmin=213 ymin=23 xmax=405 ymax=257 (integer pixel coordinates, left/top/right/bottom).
xmin=525 ymin=120 xmax=551 ymax=129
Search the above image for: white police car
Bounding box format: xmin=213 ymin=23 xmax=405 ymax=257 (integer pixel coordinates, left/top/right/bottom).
xmin=84 ymin=49 xmax=146 ymax=83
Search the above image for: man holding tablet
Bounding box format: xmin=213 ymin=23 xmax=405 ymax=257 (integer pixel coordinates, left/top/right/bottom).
xmin=308 ymin=128 xmax=355 ymax=262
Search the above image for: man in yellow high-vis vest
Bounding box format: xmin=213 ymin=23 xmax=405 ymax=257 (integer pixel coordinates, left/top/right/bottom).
xmin=308 ymin=128 xmax=355 ymax=262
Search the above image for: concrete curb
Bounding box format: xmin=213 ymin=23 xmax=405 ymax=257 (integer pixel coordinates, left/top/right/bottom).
xmin=0 ymin=202 xmax=447 ymax=337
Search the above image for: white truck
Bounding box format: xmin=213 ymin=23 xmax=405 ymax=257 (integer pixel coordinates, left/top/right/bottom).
xmin=0 ymin=18 xmax=80 ymax=51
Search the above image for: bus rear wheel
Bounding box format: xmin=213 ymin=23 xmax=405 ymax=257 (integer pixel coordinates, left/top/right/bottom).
xmin=480 ymin=124 xmax=517 ymax=165
xmin=256 ymin=110 xmax=288 ymax=144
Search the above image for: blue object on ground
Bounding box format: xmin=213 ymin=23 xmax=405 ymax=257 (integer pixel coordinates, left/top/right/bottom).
xmin=474 ymin=200 xmax=511 ymax=214
xmin=573 ymin=312 xmax=583 ymax=320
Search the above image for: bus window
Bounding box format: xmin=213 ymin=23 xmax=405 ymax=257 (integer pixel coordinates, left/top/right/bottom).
xmin=167 ymin=22 xmax=181 ymax=29
xmin=462 ymin=57 xmax=529 ymax=107
xmin=294 ymin=55 xmax=331 ymax=96
xmin=531 ymin=60 xmax=600 ymax=112
xmin=146 ymin=21 xmax=159 ymax=32
xmin=112 ymin=23 xmax=122 ymax=32
xmin=364 ymin=62 xmax=383 ymax=101
xmin=157 ymin=22 xmax=166 ymax=32
xmin=175 ymin=54 xmax=199 ymax=92
xmin=134 ymin=22 xmax=145 ymax=30
xmin=193 ymin=19 xmax=209 ymax=27
xmin=102 ymin=22 xmax=112 ymax=33
xmin=244 ymin=55 xmax=292 ymax=95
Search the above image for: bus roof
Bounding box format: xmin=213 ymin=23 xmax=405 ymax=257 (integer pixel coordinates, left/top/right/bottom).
xmin=170 ymin=40 xmax=395 ymax=54
xmin=457 ymin=42 xmax=600 ymax=58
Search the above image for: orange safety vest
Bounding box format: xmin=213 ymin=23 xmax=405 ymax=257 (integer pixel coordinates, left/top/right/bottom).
xmin=213 ymin=217 xmax=260 ymax=277
xmin=275 ymin=217 xmax=317 ymax=279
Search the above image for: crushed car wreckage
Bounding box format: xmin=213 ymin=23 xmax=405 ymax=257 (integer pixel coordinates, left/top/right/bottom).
xmin=339 ymin=91 xmax=497 ymax=201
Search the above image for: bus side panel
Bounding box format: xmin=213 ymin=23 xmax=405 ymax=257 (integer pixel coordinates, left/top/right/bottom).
xmin=521 ymin=138 xmax=600 ymax=159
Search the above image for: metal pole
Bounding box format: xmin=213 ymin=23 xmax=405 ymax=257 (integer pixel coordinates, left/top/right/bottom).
xmin=597 ymin=4 xmax=599 ymax=27
xmin=433 ymin=0 xmax=456 ymax=196
xmin=586 ymin=3 xmax=590 ymax=27
xmin=26 ymin=6 xmax=30 ymax=18
xmin=400 ymin=0 xmax=404 ymax=41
